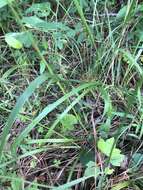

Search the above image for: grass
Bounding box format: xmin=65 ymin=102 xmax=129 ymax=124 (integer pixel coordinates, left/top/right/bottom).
xmin=0 ymin=0 xmax=143 ymax=189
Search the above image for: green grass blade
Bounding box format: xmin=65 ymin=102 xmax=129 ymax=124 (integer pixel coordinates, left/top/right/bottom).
xmin=124 ymin=0 xmax=136 ymax=23
xmin=26 ymin=138 xmax=74 ymax=144
xmin=73 ymin=0 xmax=95 ymax=46
xmin=0 ymin=0 xmax=15 ymax=8
xmin=0 ymin=147 xmax=58 ymax=169
xmin=12 ymin=82 xmax=97 ymax=155
xmin=0 ymin=73 xmax=50 ymax=159
xmin=111 ymin=181 xmax=130 ymax=190
xmin=52 ymin=176 xmax=91 ymax=190
xmin=100 ymin=87 xmax=112 ymax=117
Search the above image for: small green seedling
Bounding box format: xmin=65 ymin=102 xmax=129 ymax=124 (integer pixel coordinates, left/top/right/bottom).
xmin=98 ymin=137 xmax=125 ymax=167
xmin=60 ymin=114 xmax=78 ymax=133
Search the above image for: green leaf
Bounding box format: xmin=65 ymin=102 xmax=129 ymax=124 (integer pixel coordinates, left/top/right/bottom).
xmin=99 ymin=117 xmax=111 ymax=138
xmin=97 ymin=138 xmax=125 ymax=166
xmin=116 ymin=6 xmax=127 ymax=20
xmin=110 ymin=154 xmax=125 ymax=167
xmin=30 ymin=160 xmax=37 ymax=169
xmin=5 ymin=32 xmax=33 ymax=48
xmin=111 ymin=181 xmax=130 ymax=190
xmin=46 ymin=89 xmax=89 ymax=138
xmin=22 ymin=16 xmax=70 ymax=32
xmin=80 ymin=149 xmax=94 ymax=166
xmin=116 ymin=0 xmax=136 ymax=23
xmin=14 ymin=32 xmax=33 ymax=48
xmin=25 ymin=2 xmax=51 ymax=17
xmin=40 ymin=61 xmax=46 ymax=74
xmin=100 ymin=88 xmax=112 ymax=117
xmin=0 ymin=0 xmax=14 ymax=8
xmin=84 ymin=161 xmax=100 ymax=177
xmin=5 ymin=34 xmax=23 ymax=49
xmin=105 ymin=167 xmax=114 ymax=175
xmin=98 ymin=138 xmax=114 ymax=156
xmin=60 ymin=114 xmax=78 ymax=132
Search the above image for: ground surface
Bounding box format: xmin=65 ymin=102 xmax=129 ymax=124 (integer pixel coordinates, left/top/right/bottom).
xmin=0 ymin=0 xmax=143 ymax=190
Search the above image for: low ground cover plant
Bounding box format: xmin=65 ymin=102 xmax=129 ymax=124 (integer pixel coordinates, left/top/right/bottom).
xmin=0 ymin=0 xmax=143 ymax=189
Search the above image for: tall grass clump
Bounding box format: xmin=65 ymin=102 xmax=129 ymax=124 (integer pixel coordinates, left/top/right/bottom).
xmin=0 ymin=0 xmax=143 ymax=189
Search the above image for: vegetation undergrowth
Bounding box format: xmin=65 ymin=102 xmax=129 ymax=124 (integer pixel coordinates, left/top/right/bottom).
xmin=0 ymin=0 xmax=143 ymax=189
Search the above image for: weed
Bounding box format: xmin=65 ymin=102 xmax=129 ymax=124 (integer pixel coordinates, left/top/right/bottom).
xmin=0 ymin=0 xmax=143 ymax=190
